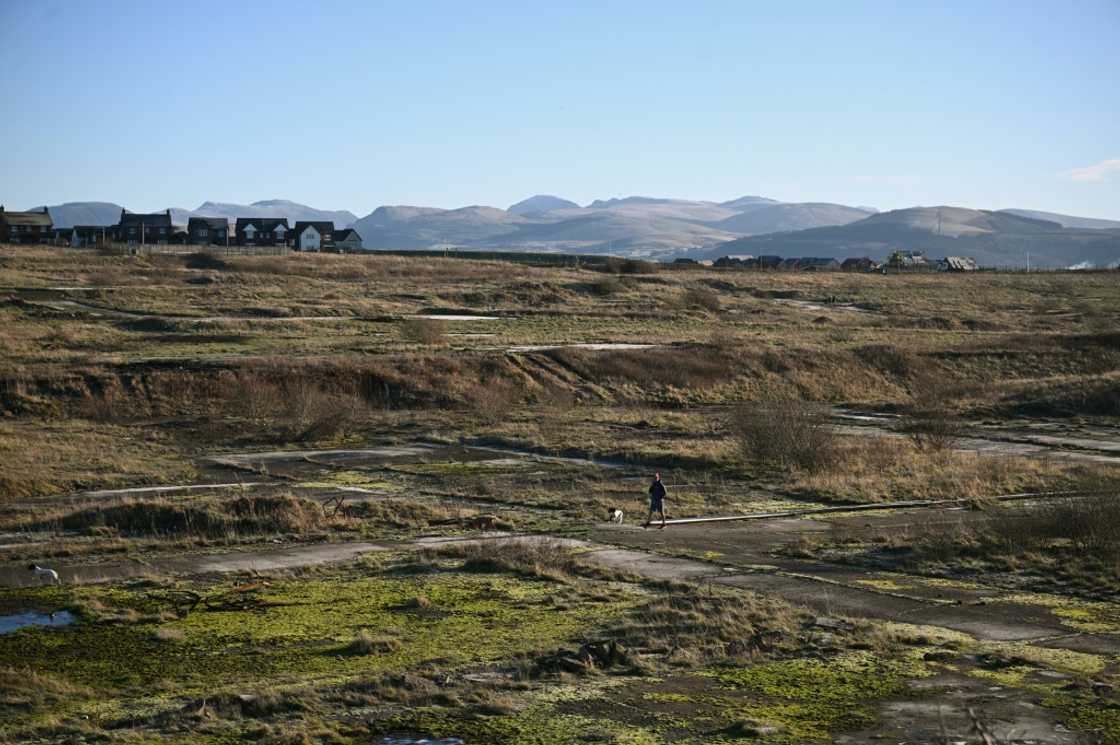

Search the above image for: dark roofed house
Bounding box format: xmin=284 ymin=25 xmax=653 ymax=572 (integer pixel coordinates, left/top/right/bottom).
xmin=332 ymin=228 xmax=362 ymax=252
xmin=293 ymin=221 xmax=334 ymax=252
xmin=61 ymin=225 xmax=112 ymax=247
xmin=235 ymin=217 xmax=290 ymax=247
xmin=188 ymin=217 xmax=231 ymax=246
xmin=117 ymin=209 xmax=173 ymax=245
xmin=1 ymin=206 xmax=53 ymax=245
xmin=798 ymin=257 xmax=841 ymax=272
xmin=842 ymin=257 xmax=879 ymax=272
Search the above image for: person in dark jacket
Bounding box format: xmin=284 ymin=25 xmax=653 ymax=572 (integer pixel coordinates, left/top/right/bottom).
xmin=645 ymin=472 xmax=668 ymax=529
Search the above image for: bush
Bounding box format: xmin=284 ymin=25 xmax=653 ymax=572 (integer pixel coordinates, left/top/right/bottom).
xmin=604 ymin=257 xmax=657 ymax=275
xmin=184 ymin=251 xmax=230 ymax=271
xmin=399 ymin=318 xmax=446 ymax=345
xmin=590 ymin=276 xmax=623 ymax=296
xmin=731 ymin=399 xmax=838 ymax=473
xmin=682 ymin=287 xmax=721 ymax=312
xmin=897 ymin=406 xmax=964 ymax=452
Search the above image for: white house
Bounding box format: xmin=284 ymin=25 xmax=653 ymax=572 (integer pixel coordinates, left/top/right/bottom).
xmin=293 ymin=221 xmax=334 ymax=252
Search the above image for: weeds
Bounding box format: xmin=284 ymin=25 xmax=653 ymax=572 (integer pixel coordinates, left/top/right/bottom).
xmin=399 ymin=318 xmax=447 ymax=345
xmin=731 ymin=398 xmax=838 ymax=473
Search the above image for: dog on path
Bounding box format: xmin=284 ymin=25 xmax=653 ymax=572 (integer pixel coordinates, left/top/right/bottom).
xmin=28 ymin=564 xmax=61 ymax=585
xmin=607 ymin=508 xmax=625 ymax=524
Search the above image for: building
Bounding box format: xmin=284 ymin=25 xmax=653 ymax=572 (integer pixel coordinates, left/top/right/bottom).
xmin=841 ymin=257 xmax=879 ymax=272
xmin=886 ymin=250 xmax=936 ymax=271
xmin=117 ymin=209 xmax=173 ymax=245
xmin=0 ymin=206 xmax=53 ymax=244
xmin=939 ymin=256 xmax=979 ymax=272
xmin=332 ymin=228 xmax=362 ymax=252
xmin=235 ymin=217 xmax=290 ymax=247
xmin=796 ymin=257 xmax=841 ymax=272
xmin=61 ymin=225 xmax=113 ymax=247
xmin=292 ymin=221 xmax=334 ymax=251
xmin=188 ymin=217 xmax=230 ymax=246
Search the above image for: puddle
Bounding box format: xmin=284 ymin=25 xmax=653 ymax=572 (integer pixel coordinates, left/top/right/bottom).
xmin=0 ymin=610 xmax=76 ymax=634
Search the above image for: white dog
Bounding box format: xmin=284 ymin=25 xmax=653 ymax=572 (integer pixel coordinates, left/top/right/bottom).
xmin=608 ymin=508 xmax=625 ymax=524
xmin=28 ymin=564 xmax=61 ymax=585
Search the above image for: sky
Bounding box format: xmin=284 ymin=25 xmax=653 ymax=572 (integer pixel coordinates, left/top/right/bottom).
xmin=1 ymin=0 xmax=1118 ymax=219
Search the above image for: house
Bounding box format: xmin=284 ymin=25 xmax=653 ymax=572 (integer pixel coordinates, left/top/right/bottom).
xmin=939 ymin=256 xmax=978 ymax=272
xmin=757 ymin=255 xmax=783 ymax=270
xmin=61 ymin=225 xmax=112 ymax=247
xmin=235 ymin=217 xmax=290 ymax=246
xmin=188 ymin=217 xmax=230 ymax=246
xmin=117 ymin=209 xmax=173 ymax=245
xmin=332 ymin=228 xmax=362 ymax=253
xmin=1 ymin=206 xmax=53 ymax=244
xmin=713 ymin=254 xmax=754 ymax=268
xmin=841 ymin=257 xmax=879 ymax=272
xmin=886 ymin=250 xmax=936 ymax=271
xmin=292 ymin=221 xmax=334 ymax=252
xmin=797 ymin=257 xmax=841 ymax=272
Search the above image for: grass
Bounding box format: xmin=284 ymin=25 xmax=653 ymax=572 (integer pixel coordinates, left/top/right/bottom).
xmin=1 ymin=246 xmax=1119 ymax=742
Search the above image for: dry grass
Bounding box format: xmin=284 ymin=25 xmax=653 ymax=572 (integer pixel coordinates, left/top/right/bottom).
xmin=26 ymin=494 xmax=331 ymax=539
xmin=789 ymin=436 xmax=1094 ymax=503
xmin=398 ymin=318 xmax=447 ymax=345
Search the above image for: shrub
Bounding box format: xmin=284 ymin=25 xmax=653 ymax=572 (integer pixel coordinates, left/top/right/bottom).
xmin=604 ymin=257 xmax=657 ymax=275
xmin=682 ymin=287 xmax=721 ymax=312
xmin=590 ymin=276 xmax=623 ymax=296
xmin=897 ymin=405 xmax=964 ymax=452
xmin=731 ymin=399 xmax=838 ymax=473
xmin=184 ymin=251 xmax=230 ymax=271
xmin=399 ymin=318 xmax=446 ymax=345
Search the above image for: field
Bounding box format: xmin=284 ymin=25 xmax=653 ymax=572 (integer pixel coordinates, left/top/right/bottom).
xmin=2 ymin=245 xmax=1120 ymax=744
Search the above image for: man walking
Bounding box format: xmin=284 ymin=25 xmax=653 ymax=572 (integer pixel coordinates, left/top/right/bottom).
xmin=645 ymin=472 xmax=668 ymax=529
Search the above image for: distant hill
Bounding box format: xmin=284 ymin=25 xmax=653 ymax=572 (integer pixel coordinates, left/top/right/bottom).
xmin=35 ymin=202 xmax=124 ymax=228
xmin=351 ymin=194 xmax=878 ymax=257
xmin=695 ymin=206 xmax=1120 ymax=268
xmin=507 ymin=195 xmax=580 ymax=215
xmin=712 ymin=202 xmax=875 ymax=235
xmin=999 ymin=209 xmax=1120 ymax=231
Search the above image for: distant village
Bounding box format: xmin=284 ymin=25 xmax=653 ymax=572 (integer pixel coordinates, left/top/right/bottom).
xmin=0 ymin=206 xmax=363 ymax=252
xmin=684 ymin=252 xmax=979 ymax=272
xmin=1 ymin=205 xmax=980 ymax=270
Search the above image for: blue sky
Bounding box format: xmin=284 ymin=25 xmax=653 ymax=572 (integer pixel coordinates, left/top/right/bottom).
xmin=2 ymin=0 xmax=1118 ymax=218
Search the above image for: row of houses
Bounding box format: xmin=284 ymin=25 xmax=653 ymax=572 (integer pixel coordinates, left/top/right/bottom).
xmin=0 ymin=207 xmax=362 ymax=252
xmin=698 ymin=251 xmax=978 ymax=272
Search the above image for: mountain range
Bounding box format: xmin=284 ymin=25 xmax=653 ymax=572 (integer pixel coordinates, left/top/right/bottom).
xmin=350 ymin=196 xmax=877 ymax=257
xmin=695 ymin=206 xmax=1120 ymax=268
xmin=26 ymin=197 xmax=1120 ymax=267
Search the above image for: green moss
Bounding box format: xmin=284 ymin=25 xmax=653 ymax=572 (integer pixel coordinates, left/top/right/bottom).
xmin=0 ymin=565 xmax=642 ymax=733
xmin=1001 ymin=592 xmax=1120 ymax=634
xmin=708 ymin=650 xmax=932 ymax=742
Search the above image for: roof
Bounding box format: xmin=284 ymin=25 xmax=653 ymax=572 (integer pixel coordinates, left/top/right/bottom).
xmin=235 ymin=217 xmax=290 ymax=232
xmin=0 ymin=207 xmax=52 ymax=227
xmin=941 ymin=256 xmax=978 ymax=270
xmin=334 ymin=228 xmax=361 ymax=241
xmin=119 ymin=210 xmax=172 ymax=228
xmin=293 ymin=221 xmax=335 ymax=234
xmin=189 ymin=216 xmax=230 ymax=230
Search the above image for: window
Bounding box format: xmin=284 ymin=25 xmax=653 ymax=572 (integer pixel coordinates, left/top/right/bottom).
xmin=129 ymin=227 xmax=136 ymax=234
xmin=199 ymin=228 xmax=208 ymax=237
xmin=159 ymin=227 xmax=167 ymax=234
